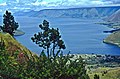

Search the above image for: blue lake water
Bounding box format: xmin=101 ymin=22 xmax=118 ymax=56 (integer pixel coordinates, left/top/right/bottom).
xmin=1 ymin=16 xmax=120 ymax=55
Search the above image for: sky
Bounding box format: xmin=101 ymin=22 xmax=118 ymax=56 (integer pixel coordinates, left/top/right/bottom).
xmin=32 ymin=0 xmax=120 ymax=6
xmin=0 ymin=0 xmax=120 ymax=12
xmin=0 ymin=0 xmax=120 ymax=6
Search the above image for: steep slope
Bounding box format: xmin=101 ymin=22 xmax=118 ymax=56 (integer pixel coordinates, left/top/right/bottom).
xmin=106 ymin=9 xmax=120 ymax=22
xmin=0 ymin=33 xmax=35 ymax=58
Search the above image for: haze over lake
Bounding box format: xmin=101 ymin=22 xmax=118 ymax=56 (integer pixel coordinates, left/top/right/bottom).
xmin=3 ymin=16 xmax=118 ymax=55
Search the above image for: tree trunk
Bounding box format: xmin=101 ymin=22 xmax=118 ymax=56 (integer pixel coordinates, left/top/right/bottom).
xmin=53 ymin=42 xmax=55 ymax=58
xmin=47 ymin=47 xmax=49 ymax=58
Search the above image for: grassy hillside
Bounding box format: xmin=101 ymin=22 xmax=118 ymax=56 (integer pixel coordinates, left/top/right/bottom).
xmin=103 ymin=31 xmax=120 ymax=47
xmin=89 ymin=67 xmax=120 ymax=79
xmin=0 ymin=33 xmax=38 ymax=78
xmin=1 ymin=32 xmax=120 ymax=78
xmin=0 ymin=33 xmax=90 ymax=79
xmin=0 ymin=33 xmax=35 ymax=59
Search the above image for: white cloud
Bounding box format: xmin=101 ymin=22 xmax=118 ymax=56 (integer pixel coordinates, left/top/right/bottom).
xmin=0 ymin=0 xmax=120 ymax=9
xmin=16 ymin=0 xmax=19 ymax=3
xmin=92 ymin=1 xmax=104 ymax=5
xmin=31 ymin=0 xmax=120 ymax=7
xmin=0 ymin=2 xmax=7 ymax=6
xmin=32 ymin=1 xmax=47 ymax=6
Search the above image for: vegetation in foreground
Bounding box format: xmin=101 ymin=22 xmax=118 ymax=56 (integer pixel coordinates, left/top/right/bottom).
xmin=0 ymin=10 xmax=120 ymax=79
xmin=78 ymin=54 xmax=120 ymax=79
xmin=89 ymin=67 xmax=120 ymax=79
xmin=0 ymin=19 xmax=89 ymax=79
xmin=0 ymin=41 xmax=89 ymax=79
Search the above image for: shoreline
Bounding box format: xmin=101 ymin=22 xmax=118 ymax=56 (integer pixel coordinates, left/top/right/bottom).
xmin=96 ymin=21 xmax=120 ymax=51
xmin=103 ymin=39 xmax=120 ymax=48
xmin=103 ymin=31 xmax=120 ymax=50
xmin=14 ymin=29 xmax=25 ymax=36
xmin=0 ymin=29 xmax=25 ymax=36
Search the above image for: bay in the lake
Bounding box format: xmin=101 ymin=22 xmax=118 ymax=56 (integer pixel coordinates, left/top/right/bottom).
xmin=1 ymin=16 xmax=120 ymax=55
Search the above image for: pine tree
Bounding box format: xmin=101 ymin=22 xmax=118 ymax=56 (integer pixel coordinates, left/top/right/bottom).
xmin=31 ymin=20 xmax=66 ymax=58
xmin=0 ymin=10 xmax=19 ymax=36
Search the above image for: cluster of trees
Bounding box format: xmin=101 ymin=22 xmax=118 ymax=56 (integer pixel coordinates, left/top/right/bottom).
xmin=0 ymin=11 xmax=97 ymax=79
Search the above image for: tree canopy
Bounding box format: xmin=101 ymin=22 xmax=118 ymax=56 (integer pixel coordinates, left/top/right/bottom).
xmin=31 ymin=20 xmax=90 ymax=79
xmin=0 ymin=10 xmax=19 ymax=36
xmin=31 ymin=20 xmax=66 ymax=58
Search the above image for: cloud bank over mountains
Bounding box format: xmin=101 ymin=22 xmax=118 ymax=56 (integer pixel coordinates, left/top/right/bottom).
xmin=0 ymin=0 xmax=120 ymax=12
xmin=1 ymin=0 xmax=120 ymax=6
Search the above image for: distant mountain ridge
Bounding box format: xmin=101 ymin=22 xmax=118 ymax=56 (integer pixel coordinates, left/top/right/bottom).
xmin=14 ymin=6 xmax=120 ymax=19
xmin=105 ymin=9 xmax=120 ymax=22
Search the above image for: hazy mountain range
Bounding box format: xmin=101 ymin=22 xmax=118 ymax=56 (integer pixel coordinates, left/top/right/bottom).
xmin=14 ymin=6 xmax=120 ymax=20
xmin=106 ymin=9 xmax=120 ymax=22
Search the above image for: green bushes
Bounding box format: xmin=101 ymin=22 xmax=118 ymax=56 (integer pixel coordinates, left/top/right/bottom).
xmin=94 ymin=74 xmax=100 ymax=79
xmin=0 ymin=50 xmax=89 ymax=78
xmin=0 ymin=20 xmax=90 ymax=79
xmin=0 ymin=38 xmax=19 ymax=79
xmin=30 ymin=20 xmax=90 ymax=79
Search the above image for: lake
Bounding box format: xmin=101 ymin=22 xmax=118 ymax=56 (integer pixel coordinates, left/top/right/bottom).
xmin=1 ymin=16 xmax=120 ymax=55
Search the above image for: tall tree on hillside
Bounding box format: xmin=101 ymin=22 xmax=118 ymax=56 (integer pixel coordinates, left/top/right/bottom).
xmin=0 ymin=10 xmax=19 ymax=36
xmin=31 ymin=20 xmax=66 ymax=58
xmin=31 ymin=20 xmax=90 ymax=79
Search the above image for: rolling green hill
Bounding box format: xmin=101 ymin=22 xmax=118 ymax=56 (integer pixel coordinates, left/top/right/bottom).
xmin=89 ymin=67 xmax=120 ymax=79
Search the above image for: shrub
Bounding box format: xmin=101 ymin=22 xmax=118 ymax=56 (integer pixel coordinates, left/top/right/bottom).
xmin=0 ymin=20 xmax=90 ymax=79
xmin=94 ymin=74 xmax=100 ymax=79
